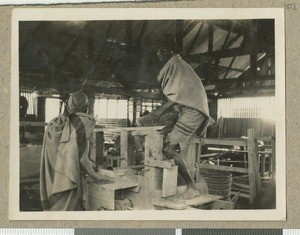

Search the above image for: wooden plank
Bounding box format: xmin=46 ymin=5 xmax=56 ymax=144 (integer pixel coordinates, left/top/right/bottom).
xmin=174 ymin=194 xmax=222 ymax=206
xmin=20 ymin=121 xmax=47 ymax=127
xmin=232 ymin=182 xmax=250 ymax=190
xmin=87 ymin=183 xmax=115 ymax=210
xmin=201 ymin=138 xmax=247 ymax=146
xmin=144 ymin=159 xmax=174 ymax=169
xmin=94 ymin=177 xmax=140 ymax=191
xmin=231 ymin=187 xmax=249 ymax=194
xmin=162 ymin=165 xmax=178 ymax=198
xmin=113 ymin=165 xmax=144 ymax=170
xmin=113 ymin=168 xmax=141 ymax=176
xmin=199 ymin=163 xmax=248 ymax=173
xmin=212 ymin=200 xmax=234 ymax=209
xmin=94 ymin=126 xmax=165 ymax=133
xmin=155 ymin=199 xmax=187 ymax=210
xmin=231 ymin=191 xmax=250 ymax=199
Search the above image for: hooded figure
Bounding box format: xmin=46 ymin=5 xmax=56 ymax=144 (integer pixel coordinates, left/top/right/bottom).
xmin=137 ymin=34 xmax=212 ymax=200
xmin=40 ymin=90 xmax=110 ymax=211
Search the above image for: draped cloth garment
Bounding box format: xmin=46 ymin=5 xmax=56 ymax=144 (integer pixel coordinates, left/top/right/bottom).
xmin=40 ymin=112 xmax=95 ymax=211
xmin=157 ymin=55 xmax=213 ymax=138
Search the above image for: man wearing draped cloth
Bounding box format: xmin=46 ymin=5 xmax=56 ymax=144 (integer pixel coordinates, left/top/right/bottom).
xmin=40 ymin=90 xmax=111 ymax=211
xmin=138 ymin=35 xmax=213 ymax=200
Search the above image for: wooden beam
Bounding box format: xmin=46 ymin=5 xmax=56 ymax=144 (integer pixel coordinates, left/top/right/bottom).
xmin=221 ymin=21 xmax=236 ymax=50
xmin=176 ymin=20 xmax=184 ymax=53
xmin=137 ymin=21 xmax=148 ymax=48
xmin=186 ymin=22 xmax=205 ymax=56
xmin=83 ymin=85 xmax=127 ymax=97
xmin=214 ymin=85 xmax=275 ymax=94
xmin=183 ymin=20 xmax=201 ymax=37
xmin=126 ymin=21 xmax=133 ymax=51
xmin=199 ymin=163 xmax=248 ymax=173
xmin=132 ymin=91 xmax=164 ymax=100
xmin=201 ymin=138 xmax=247 ymax=146
xmin=144 ymin=159 xmax=175 ymax=169
xmin=222 ymin=56 xmax=237 ymax=79
xmin=210 ymin=75 xmax=275 ymax=85
xmin=94 ymin=126 xmax=164 ymax=133
xmin=216 ymin=64 xmax=244 ymax=73
xmin=106 ymin=21 xmax=114 ymax=40
xmin=186 ymin=47 xmax=268 ymax=63
xmin=208 ymin=22 xmax=214 ymax=52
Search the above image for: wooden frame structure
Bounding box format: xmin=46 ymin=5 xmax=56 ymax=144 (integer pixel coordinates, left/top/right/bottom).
xmin=197 ymin=129 xmax=266 ymax=204
xmin=87 ymin=126 xmax=224 ymax=210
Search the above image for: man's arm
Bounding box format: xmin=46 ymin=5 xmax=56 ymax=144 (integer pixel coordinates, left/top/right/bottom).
xmin=80 ymin=142 xmax=114 ymax=183
xmin=151 ymin=100 xmax=176 ymax=119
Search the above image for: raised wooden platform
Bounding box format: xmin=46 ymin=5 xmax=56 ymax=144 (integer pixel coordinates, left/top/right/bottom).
xmin=154 ymin=194 xmax=222 ymax=210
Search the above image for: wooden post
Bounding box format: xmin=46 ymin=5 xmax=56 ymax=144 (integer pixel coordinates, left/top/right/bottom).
xmin=247 ymin=128 xmax=261 ymax=204
xmin=271 ymin=137 xmax=276 ymax=188
xmin=120 ymin=131 xmax=135 ymax=167
xmin=247 ymin=129 xmax=256 ymax=204
xmin=196 ymin=139 xmax=203 ymax=183
xmin=143 ymin=130 xmax=164 ymax=209
xmin=94 ymin=131 xmax=104 ymax=170
xmin=36 ymin=97 xmax=46 ymax=122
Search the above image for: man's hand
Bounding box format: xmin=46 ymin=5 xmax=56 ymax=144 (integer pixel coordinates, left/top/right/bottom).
xmin=93 ymin=175 xmax=115 ymax=184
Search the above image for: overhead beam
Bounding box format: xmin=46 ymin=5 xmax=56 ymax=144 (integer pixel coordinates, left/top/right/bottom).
xmin=212 ymin=75 xmax=275 ymax=85
xmin=185 ymin=47 xmax=269 ymax=63
xmin=183 ymin=20 xmax=201 ymax=37
xmin=132 ymin=91 xmax=164 ymax=100
xmin=126 ymin=21 xmax=133 ymax=51
xmin=83 ymin=85 xmax=128 ymax=96
xmin=137 ymin=21 xmax=148 ymax=48
xmin=186 ymin=22 xmax=204 ymax=56
xmin=208 ymin=22 xmax=214 ymax=52
xmin=176 ymin=20 xmax=184 ymax=53
xmin=220 ymin=89 xmax=275 ymax=98
xmin=222 ymin=56 xmax=237 ymax=79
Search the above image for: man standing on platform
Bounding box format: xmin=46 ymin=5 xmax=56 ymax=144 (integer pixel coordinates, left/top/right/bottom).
xmin=138 ymin=34 xmax=213 ymax=200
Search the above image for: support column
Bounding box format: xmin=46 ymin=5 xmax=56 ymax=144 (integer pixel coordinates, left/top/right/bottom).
xmin=247 ymin=128 xmax=261 ymax=204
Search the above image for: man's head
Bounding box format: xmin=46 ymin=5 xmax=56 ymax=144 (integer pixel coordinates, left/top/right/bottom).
xmin=156 ymin=34 xmax=177 ymax=64
xmin=67 ymin=90 xmax=89 ymax=114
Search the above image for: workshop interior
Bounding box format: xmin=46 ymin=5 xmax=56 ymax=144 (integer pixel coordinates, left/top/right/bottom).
xmin=19 ymin=19 xmax=277 ymax=211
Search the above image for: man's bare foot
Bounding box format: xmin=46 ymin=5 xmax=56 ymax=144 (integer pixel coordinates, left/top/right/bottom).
xmin=180 ymin=187 xmax=200 ymax=200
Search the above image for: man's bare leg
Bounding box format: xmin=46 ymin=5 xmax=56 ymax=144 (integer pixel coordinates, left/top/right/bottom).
xmin=163 ymin=144 xmax=200 ymax=200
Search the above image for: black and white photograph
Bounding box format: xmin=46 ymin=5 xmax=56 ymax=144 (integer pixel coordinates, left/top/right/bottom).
xmin=10 ymin=8 xmax=285 ymax=220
